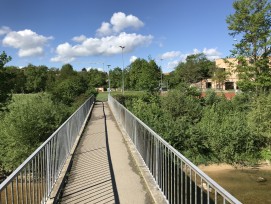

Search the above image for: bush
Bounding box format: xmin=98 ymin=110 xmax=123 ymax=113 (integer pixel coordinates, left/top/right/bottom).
xmin=114 ymin=88 xmax=266 ymax=166
xmin=0 ymin=94 xmax=69 ymax=172
xmin=50 ymin=76 xmax=88 ymax=106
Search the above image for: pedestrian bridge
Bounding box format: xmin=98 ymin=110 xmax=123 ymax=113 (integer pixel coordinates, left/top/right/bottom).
xmin=0 ymin=95 xmax=241 ymax=204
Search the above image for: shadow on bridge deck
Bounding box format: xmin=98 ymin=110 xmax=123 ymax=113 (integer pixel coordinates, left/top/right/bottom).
xmin=57 ymin=102 xmax=153 ymax=204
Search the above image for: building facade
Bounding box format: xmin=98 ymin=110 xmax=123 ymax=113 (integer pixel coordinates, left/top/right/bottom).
xmin=200 ymin=58 xmax=239 ymax=91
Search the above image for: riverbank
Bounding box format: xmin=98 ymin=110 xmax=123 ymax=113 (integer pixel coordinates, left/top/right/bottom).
xmin=199 ymin=163 xmax=271 ymax=204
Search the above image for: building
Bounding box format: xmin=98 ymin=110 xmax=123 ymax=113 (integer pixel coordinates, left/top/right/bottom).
xmin=201 ymin=58 xmax=239 ymax=91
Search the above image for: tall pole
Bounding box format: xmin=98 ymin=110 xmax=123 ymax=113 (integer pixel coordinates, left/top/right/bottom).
xmin=107 ymin=64 xmax=111 ymax=94
xmin=119 ymin=46 xmax=125 ymax=95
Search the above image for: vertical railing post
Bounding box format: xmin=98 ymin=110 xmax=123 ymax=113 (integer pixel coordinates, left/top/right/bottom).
xmin=107 ymin=95 xmax=242 ymax=204
xmin=46 ymin=143 xmax=50 ymax=198
xmin=134 ymin=120 xmax=137 ymax=149
xmin=155 ymin=139 xmax=159 ymax=182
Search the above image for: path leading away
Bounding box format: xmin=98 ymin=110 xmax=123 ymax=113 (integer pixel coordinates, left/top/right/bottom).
xmin=59 ymin=102 xmax=153 ymax=204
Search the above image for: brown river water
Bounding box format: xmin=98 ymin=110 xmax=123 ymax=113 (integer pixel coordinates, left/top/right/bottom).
xmin=199 ymin=164 xmax=271 ymax=204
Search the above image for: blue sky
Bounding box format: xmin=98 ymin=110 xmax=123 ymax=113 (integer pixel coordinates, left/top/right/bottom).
xmin=0 ymin=0 xmax=236 ymax=72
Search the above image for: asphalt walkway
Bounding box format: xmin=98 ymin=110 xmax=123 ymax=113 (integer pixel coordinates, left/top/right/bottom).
xmin=59 ymin=102 xmax=153 ymax=204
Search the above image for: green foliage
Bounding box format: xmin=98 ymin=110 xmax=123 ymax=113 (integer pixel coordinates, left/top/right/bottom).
xmin=261 ymin=148 xmax=271 ymax=161
xmin=23 ymin=64 xmax=48 ymax=93
xmin=127 ymin=58 xmax=160 ymax=91
xmin=226 ymin=0 xmax=271 ymax=93
xmin=49 ymin=64 xmax=100 ymax=107
xmin=198 ymin=104 xmax=262 ymax=166
xmin=96 ymin=92 xmax=108 ymax=102
xmin=212 ymin=68 xmax=230 ymax=89
xmin=59 ymin=63 xmax=76 ymax=80
xmin=0 ymin=59 xmax=99 ymax=173
xmin=113 ymin=92 xmax=146 ymax=107
xmin=0 ymin=51 xmax=13 ymax=111
xmin=70 ymin=87 xmax=97 ymax=111
xmin=50 ymin=76 xmax=88 ymax=106
xmin=45 ymin=68 xmax=59 ymax=92
xmin=109 ymin=67 xmax=122 ymax=89
xmin=0 ymin=51 xmax=11 ymax=68
xmin=204 ymin=90 xmax=222 ymax=106
xmin=0 ymin=94 xmax=69 ymax=172
xmin=5 ymin=66 xmax=26 ymax=93
xmin=115 ymin=86 xmax=267 ymax=166
xmin=161 ymin=85 xmax=202 ymax=123
xmin=87 ymin=69 xmax=107 ymax=88
xmin=173 ymin=53 xmax=215 ymax=86
xmin=247 ymin=94 xmax=271 ymax=148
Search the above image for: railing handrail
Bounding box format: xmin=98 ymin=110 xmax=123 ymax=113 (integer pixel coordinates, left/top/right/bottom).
xmin=0 ymin=95 xmax=95 ymax=191
xmin=108 ymin=94 xmax=241 ymax=204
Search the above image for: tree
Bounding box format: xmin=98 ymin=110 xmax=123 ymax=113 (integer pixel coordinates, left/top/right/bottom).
xmin=128 ymin=58 xmax=160 ymax=91
xmin=212 ymin=68 xmax=230 ymax=89
xmin=247 ymin=94 xmax=271 ymax=156
xmin=23 ymin=64 xmax=48 ymax=93
xmin=0 ymin=51 xmax=11 ymax=68
xmin=0 ymin=94 xmax=69 ymax=172
xmin=173 ymin=53 xmax=215 ymax=86
xmin=226 ymin=0 xmax=271 ymax=93
xmin=198 ymin=104 xmax=262 ymax=166
xmin=0 ymin=51 xmax=13 ymax=111
xmin=46 ymin=68 xmax=59 ymax=92
xmin=5 ymin=66 xmax=26 ymax=93
xmin=87 ymin=69 xmax=107 ymax=88
xmin=109 ymin=67 xmax=122 ymax=89
xmin=50 ymin=76 xmax=88 ymax=106
xmin=59 ymin=63 xmax=76 ymax=80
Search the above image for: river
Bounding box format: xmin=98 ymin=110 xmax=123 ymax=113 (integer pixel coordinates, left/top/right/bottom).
xmin=199 ymin=164 xmax=271 ymax=204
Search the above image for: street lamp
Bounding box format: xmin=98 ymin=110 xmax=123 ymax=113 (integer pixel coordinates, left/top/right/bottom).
xmin=119 ymin=46 xmax=125 ymax=94
xmin=107 ymin=64 xmax=111 ymax=94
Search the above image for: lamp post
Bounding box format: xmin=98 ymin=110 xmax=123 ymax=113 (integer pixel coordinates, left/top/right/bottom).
xmin=119 ymin=46 xmax=125 ymax=95
xmin=107 ymin=64 xmax=111 ymax=94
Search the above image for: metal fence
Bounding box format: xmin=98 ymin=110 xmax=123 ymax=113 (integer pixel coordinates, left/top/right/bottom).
xmin=108 ymin=95 xmax=241 ymax=204
xmin=0 ymin=95 xmax=95 ymax=204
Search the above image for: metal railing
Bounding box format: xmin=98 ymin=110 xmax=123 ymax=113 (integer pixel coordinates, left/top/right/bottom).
xmin=0 ymin=95 xmax=95 ymax=204
xmin=108 ymin=95 xmax=241 ymax=204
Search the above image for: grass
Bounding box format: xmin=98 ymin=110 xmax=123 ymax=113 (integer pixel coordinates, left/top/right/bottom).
xmin=96 ymin=90 xmax=146 ymax=102
xmin=96 ymin=92 xmax=109 ymax=101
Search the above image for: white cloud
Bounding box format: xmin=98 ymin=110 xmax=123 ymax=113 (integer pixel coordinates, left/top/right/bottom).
xmin=163 ymin=48 xmax=222 ymax=70
xmin=50 ymin=42 xmax=76 ymax=63
xmin=2 ymin=29 xmax=53 ymax=57
xmin=96 ymin=22 xmax=112 ymax=37
xmin=19 ymin=47 xmax=43 ymax=57
xmin=192 ymin=48 xmax=221 ymax=60
xmin=160 ymin=51 xmax=181 ymax=60
xmin=86 ymin=67 xmax=103 ymax=72
xmin=181 ymin=48 xmax=222 ymax=62
xmin=0 ymin=26 xmax=11 ymax=35
xmin=202 ymin=48 xmax=221 ymax=60
xmin=96 ymin=12 xmax=144 ymax=37
xmin=130 ymin=55 xmax=138 ymax=63
xmin=111 ymin=12 xmax=144 ymax=32
xmin=167 ymin=60 xmax=180 ymax=69
xmin=51 ymin=32 xmax=153 ymax=63
xmin=72 ymin=35 xmax=87 ymax=43
xmin=193 ymin=48 xmax=200 ymax=54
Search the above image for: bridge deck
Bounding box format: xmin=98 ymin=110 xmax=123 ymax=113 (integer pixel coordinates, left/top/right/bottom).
xmin=58 ymin=102 xmax=153 ymax=204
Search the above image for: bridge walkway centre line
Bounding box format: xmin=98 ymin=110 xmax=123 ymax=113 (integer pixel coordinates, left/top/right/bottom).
xmin=58 ymin=101 xmax=153 ymax=204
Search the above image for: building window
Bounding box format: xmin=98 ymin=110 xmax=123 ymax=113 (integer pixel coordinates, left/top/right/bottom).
xmin=225 ymin=82 xmax=234 ymax=90
xmin=206 ymin=82 xmax=212 ymax=89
